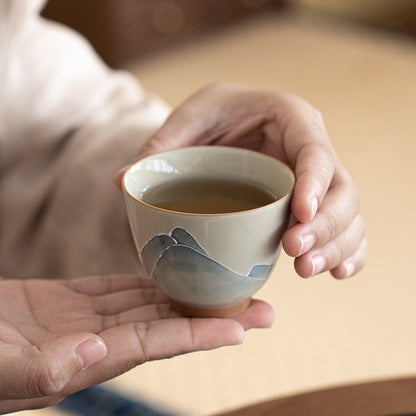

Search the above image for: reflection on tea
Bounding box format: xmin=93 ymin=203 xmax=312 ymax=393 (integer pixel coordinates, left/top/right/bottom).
xmin=141 ymin=177 xmax=278 ymax=214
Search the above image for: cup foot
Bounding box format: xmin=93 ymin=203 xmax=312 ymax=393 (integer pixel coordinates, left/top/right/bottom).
xmin=169 ymin=298 xmax=251 ymax=318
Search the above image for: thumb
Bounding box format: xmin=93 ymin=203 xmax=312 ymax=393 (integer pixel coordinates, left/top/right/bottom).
xmin=113 ymin=91 xmax=220 ymax=192
xmin=113 ymin=110 xmax=201 ymax=191
xmin=0 ymin=334 xmax=107 ymax=400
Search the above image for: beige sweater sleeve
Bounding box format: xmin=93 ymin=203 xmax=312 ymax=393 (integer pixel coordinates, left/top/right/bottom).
xmin=0 ymin=0 xmax=171 ymax=279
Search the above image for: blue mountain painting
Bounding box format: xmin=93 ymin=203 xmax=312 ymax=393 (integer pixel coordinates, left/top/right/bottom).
xmin=140 ymin=227 xmax=272 ymax=306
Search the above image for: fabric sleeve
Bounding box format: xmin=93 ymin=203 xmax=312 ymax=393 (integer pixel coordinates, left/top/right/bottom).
xmin=0 ymin=0 xmax=171 ymax=278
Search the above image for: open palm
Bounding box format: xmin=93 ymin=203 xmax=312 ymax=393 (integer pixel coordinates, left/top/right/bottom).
xmin=0 ymin=274 xmax=273 ymax=414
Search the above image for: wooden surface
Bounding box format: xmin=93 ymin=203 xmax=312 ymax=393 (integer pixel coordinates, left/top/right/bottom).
xmin=212 ymin=377 xmax=416 ymax=416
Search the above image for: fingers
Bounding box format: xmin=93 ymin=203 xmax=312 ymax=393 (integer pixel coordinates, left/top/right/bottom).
xmin=130 ymin=318 xmax=245 ymax=360
xmin=270 ymin=92 xmax=334 ymax=225
xmin=124 ymin=86 xmax=222 ymax=161
xmin=66 ymin=274 xmax=155 ymax=296
xmin=294 ymin=214 xmax=366 ymax=278
xmin=0 ymin=334 xmax=106 ymax=401
xmin=112 ymin=84 xmax=367 ymax=282
xmin=272 ymin=94 xmax=367 ymax=279
xmin=291 ymin=143 xmax=334 ymax=223
xmin=74 ymin=317 xmax=245 ymax=390
xmin=93 ymin=296 xmax=274 ymax=331
xmin=138 ymin=110 xmax=205 ymax=159
xmin=283 ymin=150 xmax=366 ymax=279
xmin=95 ymin=299 xmax=273 ymax=370
xmin=330 ymin=237 xmax=368 ymax=279
xmin=112 ymin=109 xmax=204 ymax=191
xmin=233 ymin=299 xmax=275 ymax=330
xmin=97 ymin=302 xmax=178 ymax=331
xmin=67 ymin=274 xmax=273 ymax=331
xmin=0 ymin=300 xmax=269 ymax=412
xmin=283 ymin=168 xmax=360 ymax=257
xmin=91 ymin=288 xmax=169 ymax=317
xmin=136 ymin=83 xmax=257 ymax=159
xmin=64 ymin=300 xmax=274 ymax=394
xmin=113 ymin=83 xmax=260 ymax=190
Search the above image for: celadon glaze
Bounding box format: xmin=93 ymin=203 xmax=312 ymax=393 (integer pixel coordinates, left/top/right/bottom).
xmin=122 ymin=146 xmax=295 ymax=311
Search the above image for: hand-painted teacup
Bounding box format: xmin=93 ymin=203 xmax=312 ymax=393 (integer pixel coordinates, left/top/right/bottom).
xmin=122 ymin=146 xmax=295 ymax=318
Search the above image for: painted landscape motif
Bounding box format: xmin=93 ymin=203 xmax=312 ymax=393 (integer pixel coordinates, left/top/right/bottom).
xmin=140 ymin=227 xmax=271 ymax=306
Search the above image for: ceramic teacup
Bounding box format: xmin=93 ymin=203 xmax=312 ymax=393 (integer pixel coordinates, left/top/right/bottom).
xmin=122 ymin=146 xmax=295 ymax=318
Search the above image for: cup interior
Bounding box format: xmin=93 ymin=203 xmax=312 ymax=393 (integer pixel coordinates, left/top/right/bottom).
xmin=123 ymin=146 xmax=295 ymax=211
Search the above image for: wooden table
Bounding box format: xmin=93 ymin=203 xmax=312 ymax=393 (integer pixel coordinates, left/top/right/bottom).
xmin=213 ymin=377 xmax=416 ymax=416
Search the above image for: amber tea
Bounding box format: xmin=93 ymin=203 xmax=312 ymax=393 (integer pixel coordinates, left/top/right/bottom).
xmin=141 ymin=177 xmax=278 ymax=214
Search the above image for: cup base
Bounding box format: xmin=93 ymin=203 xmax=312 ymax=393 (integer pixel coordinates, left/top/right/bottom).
xmin=169 ymin=297 xmax=251 ymax=318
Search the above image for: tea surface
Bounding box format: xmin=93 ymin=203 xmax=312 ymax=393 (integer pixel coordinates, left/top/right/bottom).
xmin=141 ymin=177 xmax=277 ymax=214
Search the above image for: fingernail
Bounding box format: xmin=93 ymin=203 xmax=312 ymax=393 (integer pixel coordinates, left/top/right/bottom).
xmin=310 ymin=256 xmax=325 ymax=277
xmin=76 ymin=338 xmax=107 ymax=370
xmin=298 ymin=233 xmax=316 ymax=256
xmin=310 ymin=197 xmax=318 ymax=221
xmin=343 ymin=262 xmax=355 ymax=278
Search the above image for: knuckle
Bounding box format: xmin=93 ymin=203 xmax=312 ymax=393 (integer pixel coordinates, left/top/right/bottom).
xmin=145 ymin=287 xmax=164 ymax=304
xmin=315 ymin=155 xmax=334 ymax=182
xmin=324 ymin=212 xmax=338 ymax=241
xmin=310 ymin=105 xmax=324 ymax=124
xmin=323 ymin=241 xmax=346 ymax=272
xmin=350 ymin=214 xmax=366 ymax=245
xmin=332 ymin=219 xmax=366 ymax=270
xmin=329 ymin=240 xmax=346 ymax=267
xmin=100 ymin=313 xmax=120 ymax=330
xmin=336 ymin=243 xmax=347 ymax=265
xmin=92 ymin=295 xmax=108 ymax=315
xmin=315 ymin=108 xmax=324 ymax=122
xmin=98 ymin=274 xmax=113 ymax=292
xmin=155 ymin=303 xmax=175 ymax=319
xmin=305 ymin=105 xmax=328 ymax=139
xmin=297 ymin=142 xmax=334 ymax=180
xmin=134 ymin=322 xmax=150 ymax=363
xmin=34 ymin=363 xmax=65 ymax=397
xmin=142 ymin=133 xmax=167 ymax=154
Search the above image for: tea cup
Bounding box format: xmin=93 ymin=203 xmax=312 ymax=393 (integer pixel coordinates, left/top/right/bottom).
xmin=122 ymin=146 xmax=295 ymax=317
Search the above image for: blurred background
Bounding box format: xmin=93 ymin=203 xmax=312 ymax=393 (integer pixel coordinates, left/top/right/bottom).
xmin=25 ymin=0 xmax=416 ymax=415
xmin=42 ymin=0 xmax=416 ymax=68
